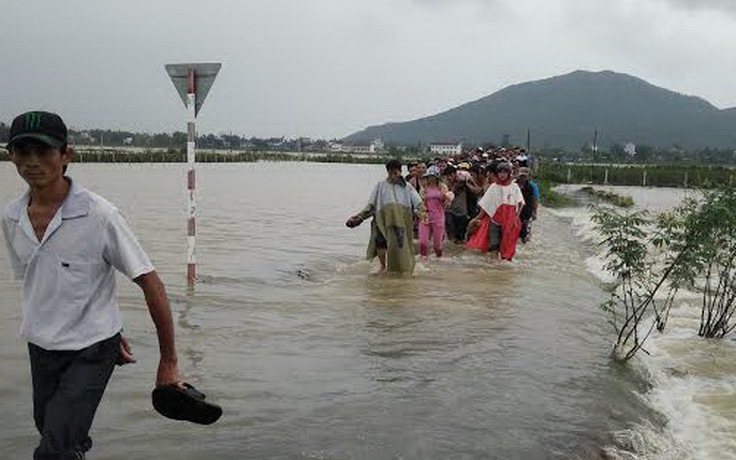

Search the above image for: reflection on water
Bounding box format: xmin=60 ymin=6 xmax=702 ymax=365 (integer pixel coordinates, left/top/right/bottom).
xmin=0 ymin=164 xmax=665 ymax=459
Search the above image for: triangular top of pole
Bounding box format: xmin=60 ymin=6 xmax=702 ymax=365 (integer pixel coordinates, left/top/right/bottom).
xmin=165 ymin=63 xmax=221 ymax=117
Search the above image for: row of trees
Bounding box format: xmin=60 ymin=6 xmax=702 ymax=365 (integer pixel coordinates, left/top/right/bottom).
xmin=536 ymin=163 xmax=735 ymax=189
xmin=0 ymin=149 xmax=388 ymax=165
xmin=535 ymin=144 xmax=736 ymax=165
xmin=0 ymin=123 xmax=337 ymax=152
xmin=2 ymin=121 xmax=736 ymax=163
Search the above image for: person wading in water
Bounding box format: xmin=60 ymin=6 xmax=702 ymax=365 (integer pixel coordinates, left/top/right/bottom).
xmin=346 ymin=159 xmax=426 ymax=275
xmin=2 ymin=111 xmax=184 ymax=459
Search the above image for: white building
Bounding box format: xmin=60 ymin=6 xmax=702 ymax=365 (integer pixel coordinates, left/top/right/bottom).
xmin=429 ymin=142 xmax=462 ymax=156
xmin=340 ymin=138 xmax=384 ymax=154
xmin=345 ymin=144 xmax=373 ymax=154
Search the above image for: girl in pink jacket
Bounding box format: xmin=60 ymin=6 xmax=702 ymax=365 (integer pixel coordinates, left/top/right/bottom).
xmin=418 ymin=167 xmax=454 ymax=258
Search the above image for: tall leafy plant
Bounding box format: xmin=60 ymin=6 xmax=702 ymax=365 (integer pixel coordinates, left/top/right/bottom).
xmin=594 ymin=185 xmax=736 ymax=363
xmin=591 ymin=207 xmax=660 ymax=361
xmin=668 ymin=187 xmax=736 ymax=338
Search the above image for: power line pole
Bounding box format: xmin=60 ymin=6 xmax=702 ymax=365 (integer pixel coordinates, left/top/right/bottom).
xmin=592 ymin=128 xmax=598 ymax=183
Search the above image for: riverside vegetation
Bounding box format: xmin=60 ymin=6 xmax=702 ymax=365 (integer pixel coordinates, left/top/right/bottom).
xmin=3 ymin=149 xmax=732 ymax=189
xmin=591 ymin=184 xmax=736 ymax=362
xmin=537 ymin=162 xmax=735 ymax=189
xmin=580 ymin=186 xmax=634 ymax=207
xmin=0 ymin=148 xmax=582 ymax=207
xmin=9 ymin=148 xmax=736 ymax=212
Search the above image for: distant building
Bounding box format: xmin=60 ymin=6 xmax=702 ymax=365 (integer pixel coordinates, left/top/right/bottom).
xmin=339 ymin=138 xmax=384 ymax=154
xmin=346 ymin=143 xmax=373 ymax=154
xmin=78 ymin=132 xmax=96 ymax=144
xmin=430 ymin=142 xmax=462 ymax=156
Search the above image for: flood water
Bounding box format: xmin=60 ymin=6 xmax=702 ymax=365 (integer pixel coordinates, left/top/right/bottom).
xmin=0 ymin=162 xmax=718 ymax=459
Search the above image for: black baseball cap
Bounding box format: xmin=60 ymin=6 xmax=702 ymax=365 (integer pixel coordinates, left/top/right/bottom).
xmin=6 ymin=111 xmax=68 ymax=150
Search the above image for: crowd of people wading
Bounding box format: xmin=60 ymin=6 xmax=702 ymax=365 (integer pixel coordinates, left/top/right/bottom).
xmin=347 ymin=146 xmax=539 ymax=275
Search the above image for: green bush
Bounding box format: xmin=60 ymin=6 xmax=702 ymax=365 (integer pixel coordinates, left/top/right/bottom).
xmin=537 ymin=181 xmax=576 ymax=207
xmin=581 ymin=186 xmax=634 ymax=207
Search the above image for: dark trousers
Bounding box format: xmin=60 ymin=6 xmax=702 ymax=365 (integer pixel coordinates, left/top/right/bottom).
xmin=520 ymin=219 xmax=532 ymax=241
xmin=29 ymin=333 xmax=120 ymax=460
xmin=445 ymin=212 xmax=469 ymax=243
xmin=488 ymin=221 xmax=502 ymax=251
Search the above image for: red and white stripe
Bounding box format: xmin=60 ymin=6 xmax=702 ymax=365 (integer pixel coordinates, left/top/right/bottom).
xmin=186 ymin=69 xmax=197 ymax=285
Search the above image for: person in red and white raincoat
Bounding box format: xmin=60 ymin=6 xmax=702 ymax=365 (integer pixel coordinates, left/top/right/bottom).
xmin=465 ymin=162 xmax=525 ymax=261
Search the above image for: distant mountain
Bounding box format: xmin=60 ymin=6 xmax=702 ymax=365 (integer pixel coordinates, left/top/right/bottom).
xmin=345 ymin=70 xmax=736 ymax=150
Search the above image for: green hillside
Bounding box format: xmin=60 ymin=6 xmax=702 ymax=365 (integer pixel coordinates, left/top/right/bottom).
xmin=345 ymin=70 xmax=736 ymax=150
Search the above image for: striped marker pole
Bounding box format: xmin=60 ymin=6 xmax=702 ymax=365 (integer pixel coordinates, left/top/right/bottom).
xmin=165 ymin=63 xmax=221 ymax=286
xmin=186 ymin=69 xmax=197 ymax=285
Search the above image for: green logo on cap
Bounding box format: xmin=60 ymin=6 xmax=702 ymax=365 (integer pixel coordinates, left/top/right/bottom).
xmin=25 ymin=112 xmax=41 ymax=131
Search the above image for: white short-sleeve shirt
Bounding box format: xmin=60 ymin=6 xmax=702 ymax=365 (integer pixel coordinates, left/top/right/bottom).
xmin=2 ymin=180 xmax=154 ymax=350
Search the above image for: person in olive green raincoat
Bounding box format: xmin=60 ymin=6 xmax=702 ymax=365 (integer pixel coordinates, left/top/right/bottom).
xmin=346 ymin=159 xmax=426 ymax=275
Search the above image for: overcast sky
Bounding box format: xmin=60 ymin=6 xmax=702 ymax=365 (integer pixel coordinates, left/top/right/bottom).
xmin=1 ymin=0 xmax=734 ymax=139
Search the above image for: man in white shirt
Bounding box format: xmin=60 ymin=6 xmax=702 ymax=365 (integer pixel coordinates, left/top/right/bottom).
xmin=2 ymin=111 xmax=183 ymax=459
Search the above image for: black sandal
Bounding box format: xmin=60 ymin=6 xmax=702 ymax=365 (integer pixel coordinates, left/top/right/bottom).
xmin=152 ymin=382 xmax=223 ymax=425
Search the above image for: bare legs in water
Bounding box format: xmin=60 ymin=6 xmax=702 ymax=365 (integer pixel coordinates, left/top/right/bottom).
xmin=371 ymin=248 xmax=387 ymax=275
